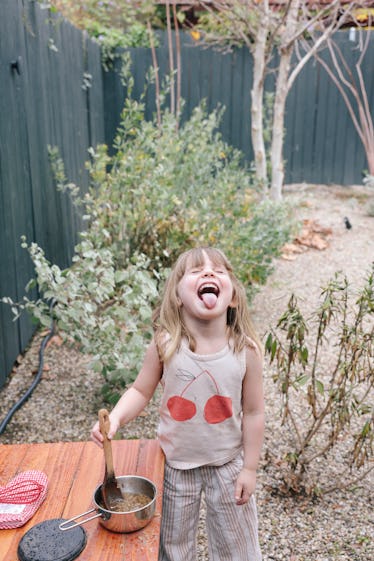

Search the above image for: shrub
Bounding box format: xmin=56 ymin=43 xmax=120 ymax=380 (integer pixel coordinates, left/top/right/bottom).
xmin=265 ymin=266 xmax=374 ymax=495
xmin=4 ymin=93 xmax=293 ymax=401
xmin=76 ymin=92 xmax=293 ymax=290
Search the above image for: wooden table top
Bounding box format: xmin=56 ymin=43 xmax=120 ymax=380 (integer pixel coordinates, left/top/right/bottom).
xmin=0 ymin=439 xmax=164 ymax=561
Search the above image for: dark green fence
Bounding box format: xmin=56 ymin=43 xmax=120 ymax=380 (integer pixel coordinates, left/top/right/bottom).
xmin=0 ymin=1 xmax=373 ymax=388
xmin=0 ymin=0 xmax=104 ymax=387
xmin=104 ymin=31 xmax=373 ymax=186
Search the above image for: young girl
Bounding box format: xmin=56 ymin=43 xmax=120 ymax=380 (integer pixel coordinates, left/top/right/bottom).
xmin=91 ymin=247 xmax=264 ymax=561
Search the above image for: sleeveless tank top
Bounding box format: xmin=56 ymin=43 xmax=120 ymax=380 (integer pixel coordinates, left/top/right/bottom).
xmin=158 ymin=341 xmax=246 ymax=469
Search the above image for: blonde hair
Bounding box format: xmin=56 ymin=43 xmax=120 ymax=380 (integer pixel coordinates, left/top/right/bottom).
xmin=153 ymin=247 xmax=262 ymax=362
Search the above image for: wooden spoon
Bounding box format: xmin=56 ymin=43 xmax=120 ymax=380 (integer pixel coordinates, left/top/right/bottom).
xmin=98 ymin=408 xmax=123 ymax=510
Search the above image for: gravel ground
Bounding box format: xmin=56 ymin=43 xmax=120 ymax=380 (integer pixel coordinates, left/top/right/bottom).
xmin=0 ymin=183 xmax=373 ymax=560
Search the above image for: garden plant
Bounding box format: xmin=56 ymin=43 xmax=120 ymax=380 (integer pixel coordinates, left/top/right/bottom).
xmin=265 ymin=266 xmax=374 ymax=495
xmin=4 ymin=73 xmax=293 ymax=403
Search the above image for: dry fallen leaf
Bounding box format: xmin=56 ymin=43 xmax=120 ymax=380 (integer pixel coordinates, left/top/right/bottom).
xmin=46 ymin=334 xmax=63 ymax=349
xmin=282 ymin=218 xmax=332 ymax=260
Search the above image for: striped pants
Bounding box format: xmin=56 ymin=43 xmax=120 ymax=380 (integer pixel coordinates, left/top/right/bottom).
xmin=159 ymin=455 xmax=262 ymax=561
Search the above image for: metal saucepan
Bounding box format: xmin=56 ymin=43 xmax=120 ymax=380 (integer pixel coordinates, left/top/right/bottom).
xmin=59 ymin=475 xmax=157 ymax=534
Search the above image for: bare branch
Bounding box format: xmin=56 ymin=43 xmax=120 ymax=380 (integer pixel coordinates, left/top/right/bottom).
xmin=172 ymin=2 xmax=182 ymax=122
xmin=314 ymin=35 xmax=373 ymax=158
xmin=147 ymin=21 xmax=162 ymax=128
xmin=323 ymin=465 xmax=374 ymax=495
xmin=165 ymin=2 xmax=175 ymax=115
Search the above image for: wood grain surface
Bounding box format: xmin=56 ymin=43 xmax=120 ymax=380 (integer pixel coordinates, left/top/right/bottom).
xmin=0 ymin=440 xmax=164 ymax=561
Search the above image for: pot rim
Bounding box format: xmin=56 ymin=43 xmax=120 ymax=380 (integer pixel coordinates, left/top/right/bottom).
xmin=59 ymin=474 xmax=157 ymax=531
xmin=94 ymin=475 xmax=157 ymax=514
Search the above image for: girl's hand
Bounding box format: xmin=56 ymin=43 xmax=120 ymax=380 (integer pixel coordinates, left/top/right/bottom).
xmin=90 ymin=414 xmax=120 ymax=447
xmin=234 ymin=468 xmax=256 ymax=505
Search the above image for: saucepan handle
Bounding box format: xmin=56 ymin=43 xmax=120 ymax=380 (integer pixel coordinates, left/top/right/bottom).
xmin=59 ymin=507 xmax=108 ymax=531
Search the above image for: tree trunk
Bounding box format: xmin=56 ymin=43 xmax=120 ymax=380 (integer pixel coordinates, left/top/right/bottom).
xmin=270 ymin=0 xmax=301 ymax=200
xmin=270 ymin=49 xmax=293 ymax=201
xmin=367 ymin=153 xmax=374 ymax=176
xmin=251 ymin=18 xmax=268 ymax=192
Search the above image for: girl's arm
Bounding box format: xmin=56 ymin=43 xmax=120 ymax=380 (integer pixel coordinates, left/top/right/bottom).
xmin=91 ymin=339 xmax=162 ymax=446
xmin=235 ymin=345 xmax=265 ymax=505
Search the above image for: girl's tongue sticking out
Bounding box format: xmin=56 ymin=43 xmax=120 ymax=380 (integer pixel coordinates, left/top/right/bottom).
xmin=200 ymin=292 xmax=218 ymax=310
xmin=201 ymin=291 xmax=218 ymax=309
xmin=198 ymin=282 xmax=219 ymax=309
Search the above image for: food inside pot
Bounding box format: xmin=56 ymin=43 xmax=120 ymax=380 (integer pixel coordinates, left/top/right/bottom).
xmin=105 ymin=492 xmax=152 ymax=513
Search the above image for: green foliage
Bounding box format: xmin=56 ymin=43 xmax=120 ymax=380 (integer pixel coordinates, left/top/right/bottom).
xmin=46 ymin=0 xmax=155 ymax=33
xmin=3 ymin=238 xmax=158 ymax=403
xmin=4 ymin=89 xmax=292 ymax=400
xmin=265 ymin=266 xmax=374 ymax=495
xmin=41 ymin=1 xmax=157 ymax=67
xmin=84 ymin=94 xmax=292 ymax=290
xmin=196 ymin=5 xmax=260 ymax=50
xmin=363 ymin=173 xmax=374 ymax=189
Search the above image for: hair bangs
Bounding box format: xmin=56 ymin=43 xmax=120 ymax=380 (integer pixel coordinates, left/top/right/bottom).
xmin=174 ymin=247 xmax=233 ymax=278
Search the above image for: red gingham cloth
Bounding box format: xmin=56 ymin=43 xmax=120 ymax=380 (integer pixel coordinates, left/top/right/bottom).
xmin=0 ymin=470 xmax=48 ymax=529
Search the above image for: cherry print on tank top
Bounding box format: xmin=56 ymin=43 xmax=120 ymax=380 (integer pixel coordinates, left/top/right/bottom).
xmin=167 ymin=368 xmax=233 ymax=424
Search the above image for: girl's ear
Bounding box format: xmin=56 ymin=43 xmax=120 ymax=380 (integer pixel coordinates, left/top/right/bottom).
xmin=176 ymin=296 xmax=183 ymax=307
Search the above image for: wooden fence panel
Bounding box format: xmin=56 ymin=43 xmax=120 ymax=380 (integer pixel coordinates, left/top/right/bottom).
xmin=0 ymin=0 xmax=104 ymax=388
xmin=22 ymin=2 xmax=66 ymax=266
xmin=333 ymin=37 xmax=367 ymax=184
xmin=0 ymin=0 xmax=37 ymax=387
xmin=86 ymin=38 xmax=105 ymax=150
xmin=45 ymin=15 xmax=88 ymax=265
xmin=285 ymin=56 xmax=321 ymax=183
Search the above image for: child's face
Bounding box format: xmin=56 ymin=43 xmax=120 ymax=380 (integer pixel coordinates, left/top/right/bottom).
xmin=177 ymin=251 xmax=235 ymax=320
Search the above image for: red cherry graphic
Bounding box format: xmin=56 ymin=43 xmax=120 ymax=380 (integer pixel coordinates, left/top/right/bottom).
xmin=168 ymin=368 xmax=233 ymax=424
xmin=204 ymin=395 xmax=233 ymax=424
xmin=167 ymin=396 xmax=197 ymax=422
